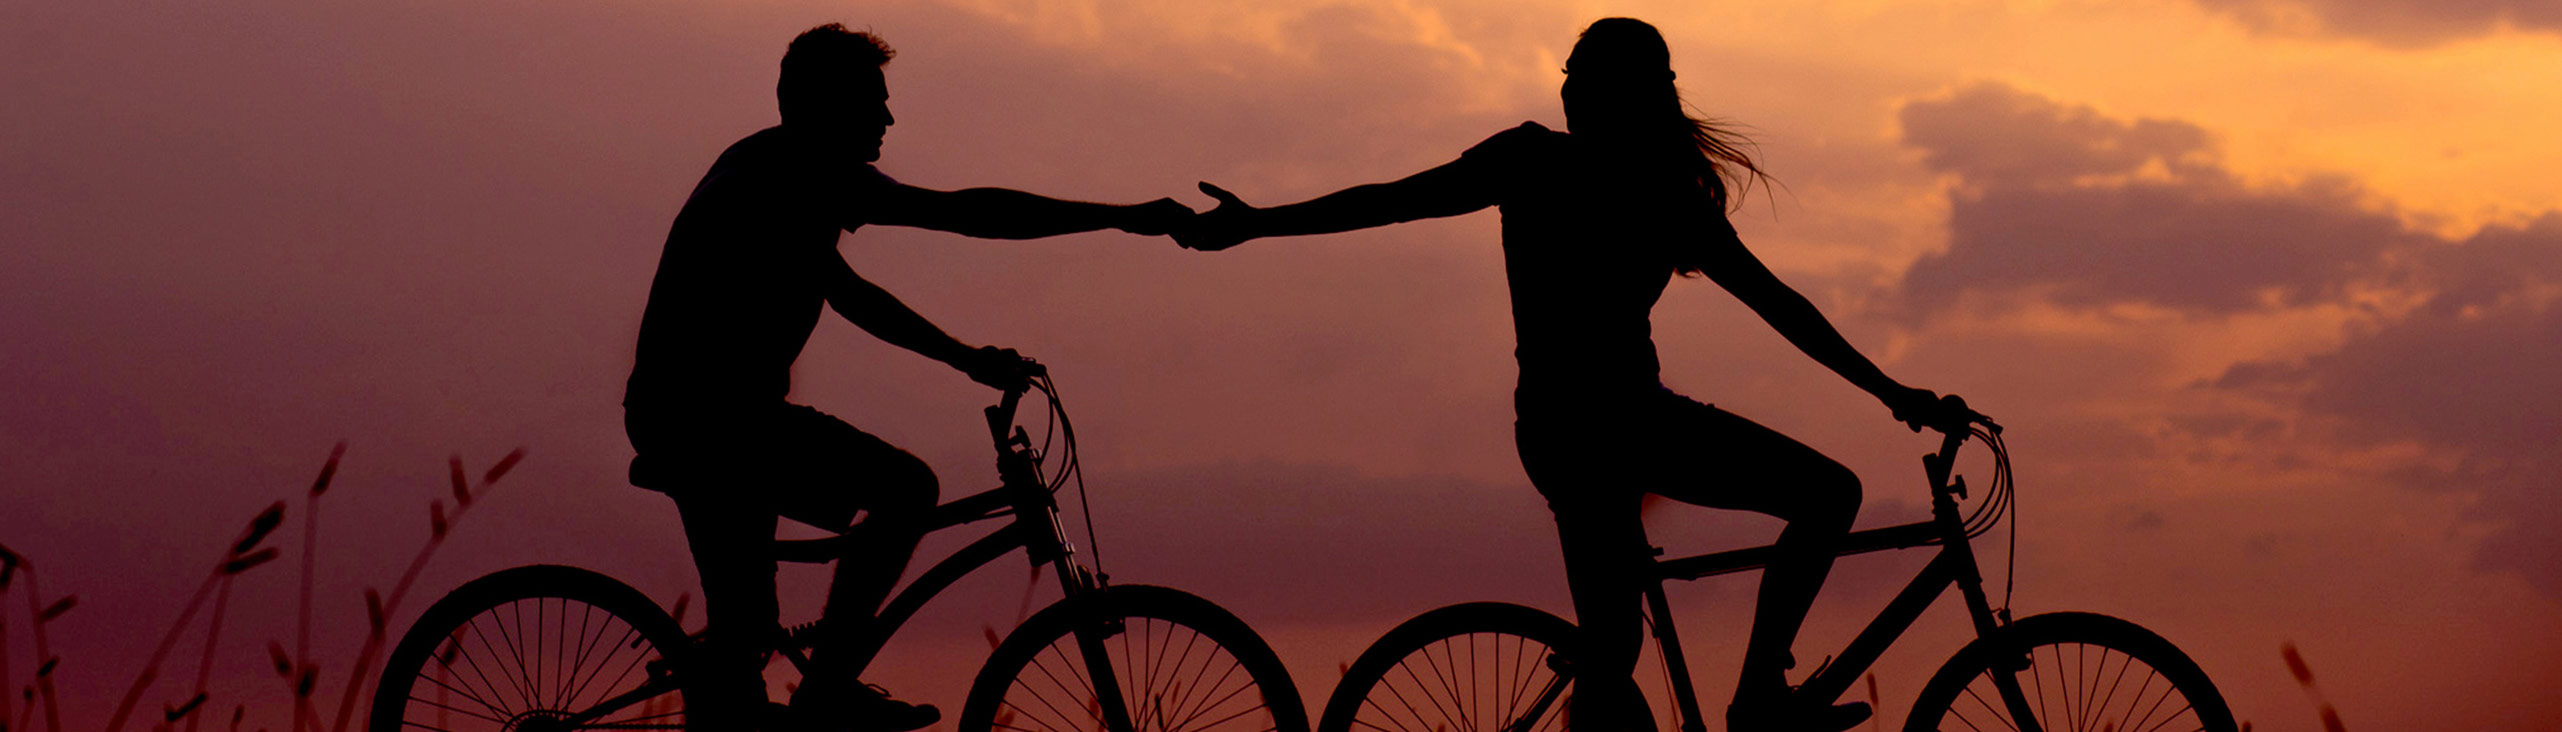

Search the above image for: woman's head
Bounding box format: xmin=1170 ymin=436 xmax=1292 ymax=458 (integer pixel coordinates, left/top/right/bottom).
xmin=1563 ymin=18 xmax=1768 ymax=224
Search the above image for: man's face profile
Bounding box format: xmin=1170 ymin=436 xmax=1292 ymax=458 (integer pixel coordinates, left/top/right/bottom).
xmin=846 ymin=66 xmax=891 ymax=163
xmin=786 ymin=65 xmax=893 ymax=163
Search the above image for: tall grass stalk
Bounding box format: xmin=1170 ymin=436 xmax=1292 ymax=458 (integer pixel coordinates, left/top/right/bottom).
xmin=1 ymin=542 xmax=17 ymax=732
xmin=292 ymin=442 xmax=343 ymax=732
xmin=179 ymin=575 xmax=238 ymax=732
xmin=104 ymin=503 xmax=285 ymax=732
xmin=324 ymin=449 xmax=522 ymax=732
xmin=20 ymin=562 xmax=63 ymax=732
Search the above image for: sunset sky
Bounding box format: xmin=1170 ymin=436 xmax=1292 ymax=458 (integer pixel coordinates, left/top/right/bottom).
xmin=5 ymin=0 xmax=2559 ymax=730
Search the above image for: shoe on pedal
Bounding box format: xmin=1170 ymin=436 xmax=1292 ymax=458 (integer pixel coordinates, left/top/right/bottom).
xmin=780 ymin=682 xmax=940 ymax=732
xmin=1725 ymin=696 xmax=1870 ymax=732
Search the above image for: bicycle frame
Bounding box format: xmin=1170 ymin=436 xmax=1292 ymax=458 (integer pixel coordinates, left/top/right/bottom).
xmin=771 ymin=384 xmax=1109 ymax=676
xmin=566 ymin=383 xmax=1132 ymax=732
xmin=1630 ymin=427 xmax=2044 ymax=732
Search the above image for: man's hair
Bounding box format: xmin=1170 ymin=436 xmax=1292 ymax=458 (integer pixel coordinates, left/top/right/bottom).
xmin=778 ymin=24 xmax=894 ymax=122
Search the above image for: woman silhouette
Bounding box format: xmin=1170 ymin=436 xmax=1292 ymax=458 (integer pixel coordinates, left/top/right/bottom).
xmin=1179 ymin=17 xmax=1969 ymax=732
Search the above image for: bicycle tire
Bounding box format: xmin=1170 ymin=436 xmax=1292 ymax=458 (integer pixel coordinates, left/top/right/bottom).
xmin=960 ymin=584 xmax=1308 ymax=732
xmin=1319 ymin=603 xmax=1614 ymax=732
xmin=1903 ymin=612 xmax=2237 ymax=732
xmin=370 ymin=564 xmax=692 ymax=732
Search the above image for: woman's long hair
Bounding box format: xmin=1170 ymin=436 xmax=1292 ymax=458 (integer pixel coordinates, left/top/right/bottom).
xmin=1571 ymin=18 xmax=1772 ymax=276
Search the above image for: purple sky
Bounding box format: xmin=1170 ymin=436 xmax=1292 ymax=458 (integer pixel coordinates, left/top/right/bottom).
xmin=5 ymin=1 xmax=2560 ymax=730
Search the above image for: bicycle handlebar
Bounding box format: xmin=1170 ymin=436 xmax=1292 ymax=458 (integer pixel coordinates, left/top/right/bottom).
xmin=983 ymin=356 xmax=1048 ymax=445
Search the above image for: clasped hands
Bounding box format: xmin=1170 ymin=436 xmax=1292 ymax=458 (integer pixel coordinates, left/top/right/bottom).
xmin=1115 ymin=183 xmax=1260 ymax=252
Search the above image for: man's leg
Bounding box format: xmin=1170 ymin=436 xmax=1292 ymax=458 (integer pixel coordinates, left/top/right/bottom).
xmin=763 ymin=406 xmax=941 ymax=729
xmin=801 ymin=449 xmax=937 ymax=692
xmin=671 ymin=490 xmax=783 ymax=730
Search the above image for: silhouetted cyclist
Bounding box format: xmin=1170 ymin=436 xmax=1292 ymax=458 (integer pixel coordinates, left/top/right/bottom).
xmin=1174 ymin=17 xmax=1969 ymax=732
xmin=625 ymin=24 xmax=1189 ymax=732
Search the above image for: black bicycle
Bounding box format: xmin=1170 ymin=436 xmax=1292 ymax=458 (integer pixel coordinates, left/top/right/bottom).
xmin=370 ymin=366 xmax=1310 ymax=732
xmin=1318 ymin=406 xmax=2236 ymax=732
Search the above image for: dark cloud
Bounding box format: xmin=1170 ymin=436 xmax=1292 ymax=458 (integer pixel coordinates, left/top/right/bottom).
xmin=1896 ymin=83 xmax=2562 ymax=596
xmin=2190 ymin=0 xmax=2562 ymax=46
xmin=2217 ymin=214 xmax=2562 ymax=596
xmin=1896 ymin=83 xmax=2424 ymax=315
xmin=1900 ymin=83 xmax=2212 ymax=187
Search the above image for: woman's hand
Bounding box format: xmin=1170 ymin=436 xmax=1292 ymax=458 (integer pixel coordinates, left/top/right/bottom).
xmin=1174 ymin=182 xmax=1260 ymax=251
xmin=1891 ymin=389 xmax=1988 ymax=434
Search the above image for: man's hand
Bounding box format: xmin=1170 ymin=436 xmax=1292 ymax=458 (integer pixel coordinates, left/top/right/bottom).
xmin=1174 ymin=182 xmax=1259 ymax=252
xmin=961 ymin=345 xmax=1041 ymax=391
xmin=1116 ymin=198 xmax=1196 ymax=236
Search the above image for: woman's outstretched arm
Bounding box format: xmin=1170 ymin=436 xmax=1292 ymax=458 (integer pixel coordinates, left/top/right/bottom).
xmin=1177 ymin=156 xmax=1498 ymax=251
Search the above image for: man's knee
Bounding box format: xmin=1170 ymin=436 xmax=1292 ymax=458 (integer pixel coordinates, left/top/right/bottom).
xmin=873 ymin=452 xmax=940 ymax=515
xmin=1794 ymin=462 xmax=1861 ymax=529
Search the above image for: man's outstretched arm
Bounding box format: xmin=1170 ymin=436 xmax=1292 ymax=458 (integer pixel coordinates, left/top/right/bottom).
xmin=866 ymin=183 xmax=1191 ymax=240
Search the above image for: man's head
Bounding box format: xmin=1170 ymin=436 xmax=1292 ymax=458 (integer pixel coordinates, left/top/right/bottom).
xmin=778 ymin=24 xmax=896 ymax=161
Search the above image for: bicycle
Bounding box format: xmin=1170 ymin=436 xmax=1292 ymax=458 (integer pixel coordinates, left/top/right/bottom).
xmin=369 ymin=365 xmax=1311 ymax=732
xmin=1318 ymin=404 xmax=2237 ymax=732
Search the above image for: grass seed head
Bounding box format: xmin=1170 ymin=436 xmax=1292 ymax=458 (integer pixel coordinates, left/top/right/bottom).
xmin=37 ymin=596 xmax=77 ymax=622
xmin=2280 ymin=643 xmax=2315 ymax=686
xmin=310 ymin=442 xmax=347 ymax=497
xmin=232 ymin=502 xmax=287 ymax=557
xmin=222 ymin=548 xmax=279 ymax=576
xmin=482 ymin=449 xmax=525 ymax=485
xmin=165 ymin=692 xmax=207 ymax=722
xmin=448 ymin=457 xmax=470 ymax=506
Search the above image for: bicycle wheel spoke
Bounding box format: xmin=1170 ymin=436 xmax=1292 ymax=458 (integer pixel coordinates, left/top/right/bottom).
xmin=2113 ymin=668 xmax=2158 ymax=732
xmin=1168 ymin=655 xmax=1247 ymax=731
xmin=425 ymin=640 xmax=515 ymax=720
xmin=1158 ymin=623 xmax=1208 ymax=721
xmin=404 ymin=694 xmax=509 ymax=725
xmin=1395 ymin=656 xmax=1468 ymax=732
xmin=2136 ymin=702 xmax=2194 ymax=732
xmin=1909 ymin=616 xmax=2232 ymax=732
xmin=1167 ymin=665 xmax=1260 ymax=731
xmin=1957 ymin=674 xmax=2020 ymax=732
xmin=1021 ymin=648 xmax=1107 ymax=730
xmin=413 ymin=667 xmax=512 ymax=723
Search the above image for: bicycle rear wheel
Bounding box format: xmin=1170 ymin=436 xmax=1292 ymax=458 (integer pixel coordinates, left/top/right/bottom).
xmin=370 ymin=565 xmax=691 ymax=732
xmin=960 ymin=584 xmax=1307 ymax=732
xmin=1317 ymin=603 xmax=1604 ymax=732
xmin=1903 ymin=612 xmax=2236 ymax=732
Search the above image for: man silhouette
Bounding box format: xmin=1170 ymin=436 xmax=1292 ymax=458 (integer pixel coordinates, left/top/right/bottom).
xmin=623 ymin=24 xmax=1188 ymax=731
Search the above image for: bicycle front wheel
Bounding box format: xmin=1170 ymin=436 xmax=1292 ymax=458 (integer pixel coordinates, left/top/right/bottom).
xmin=1317 ymin=602 xmax=1591 ymax=732
xmin=370 ymin=565 xmax=691 ymax=732
xmin=960 ymin=584 xmax=1307 ymax=732
xmin=1903 ymin=612 xmax=2236 ymax=732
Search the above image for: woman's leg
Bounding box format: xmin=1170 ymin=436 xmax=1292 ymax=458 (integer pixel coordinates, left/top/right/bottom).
xmin=1648 ymin=399 xmax=1861 ymax=716
xmin=1519 ymin=422 xmax=1651 ymax=731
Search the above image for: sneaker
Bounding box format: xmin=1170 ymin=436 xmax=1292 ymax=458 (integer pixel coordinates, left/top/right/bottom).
xmin=1725 ymin=695 xmax=1870 ymax=732
xmin=778 ymin=682 xmax=940 ymax=732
